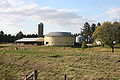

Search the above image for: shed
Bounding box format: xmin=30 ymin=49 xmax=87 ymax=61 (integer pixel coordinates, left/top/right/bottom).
xmin=15 ymin=38 xmax=44 ymax=45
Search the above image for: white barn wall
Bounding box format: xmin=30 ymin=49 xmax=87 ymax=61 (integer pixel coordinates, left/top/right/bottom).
xmin=44 ymin=36 xmax=75 ymax=46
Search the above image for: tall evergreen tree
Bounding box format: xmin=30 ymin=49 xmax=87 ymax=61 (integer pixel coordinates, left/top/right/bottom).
xmin=91 ymin=23 xmax=96 ymax=35
xmin=81 ymin=22 xmax=91 ymax=42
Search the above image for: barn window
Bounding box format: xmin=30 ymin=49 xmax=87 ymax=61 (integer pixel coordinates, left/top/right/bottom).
xmin=46 ymin=42 xmax=49 ymax=44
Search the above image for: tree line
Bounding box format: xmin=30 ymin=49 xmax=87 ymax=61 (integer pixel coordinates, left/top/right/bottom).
xmin=0 ymin=31 xmax=38 ymax=43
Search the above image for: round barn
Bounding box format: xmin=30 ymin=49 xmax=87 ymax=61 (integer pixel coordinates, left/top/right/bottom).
xmin=44 ymin=32 xmax=75 ymax=46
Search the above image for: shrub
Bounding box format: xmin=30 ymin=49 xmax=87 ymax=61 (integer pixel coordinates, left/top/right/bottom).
xmin=81 ymin=41 xmax=87 ymax=50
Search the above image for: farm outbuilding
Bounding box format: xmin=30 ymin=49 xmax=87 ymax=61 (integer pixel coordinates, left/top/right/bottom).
xmin=44 ymin=32 xmax=75 ymax=46
xmin=15 ymin=38 xmax=44 ymax=45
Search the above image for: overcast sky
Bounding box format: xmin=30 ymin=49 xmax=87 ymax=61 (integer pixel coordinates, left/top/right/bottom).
xmin=0 ymin=0 xmax=120 ymax=35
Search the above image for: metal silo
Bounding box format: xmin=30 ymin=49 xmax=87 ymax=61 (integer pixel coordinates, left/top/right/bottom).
xmin=38 ymin=23 xmax=44 ymax=37
xmin=76 ymin=35 xmax=85 ymax=43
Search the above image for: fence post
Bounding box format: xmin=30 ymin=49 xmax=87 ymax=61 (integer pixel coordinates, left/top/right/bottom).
xmin=64 ymin=74 xmax=67 ymax=80
xmin=33 ymin=70 xmax=38 ymax=80
xmin=24 ymin=75 xmax=28 ymax=80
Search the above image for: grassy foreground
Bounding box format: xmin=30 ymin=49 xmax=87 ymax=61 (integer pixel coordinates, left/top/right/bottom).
xmin=0 ymin=44 xmax=120 ymax=80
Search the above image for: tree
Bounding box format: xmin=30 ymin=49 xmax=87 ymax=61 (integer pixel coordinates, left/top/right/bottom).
xmin=97 ymin=23 xmax=101 ymax=27
xmin=74 ymin=33 xmax=80 ymax=37
xmin=81 ymin=41 xmax=87 ymax=50
xmin=90 ymin=23 xmax=97 ymax=42
xmin=16 ymin=31 xmax=24 ymax=39
xmin=0 ymin=31 xmax=5 ymax=43
xmin=0 ymin=31 xmax=4 ymax=35
xmin=81 ymin=22 xmax=91 ymax=42
xmin=91 ymin=23 xmax=96 ymax=36
xmin=93 ymin=22 xmax=120 ymax=52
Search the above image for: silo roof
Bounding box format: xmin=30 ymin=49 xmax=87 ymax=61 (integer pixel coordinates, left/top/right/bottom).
xmin=76 ymin=35 xmax=84 ymax=37
xmin=45 ymin=32 xmax=74 ymax=37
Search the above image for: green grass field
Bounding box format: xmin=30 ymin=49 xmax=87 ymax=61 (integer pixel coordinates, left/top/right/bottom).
xmin=0 ymin=44 xmax=120 ymax=80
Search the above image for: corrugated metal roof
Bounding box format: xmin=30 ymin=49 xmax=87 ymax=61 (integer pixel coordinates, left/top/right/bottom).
xmin=15 ymin=38 xmax=44 ymax=42
xmin=45 ymin=32 xmax=74 ymax=37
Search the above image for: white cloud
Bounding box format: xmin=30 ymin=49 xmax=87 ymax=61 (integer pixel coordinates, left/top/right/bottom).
xmin=0 ymin=0 xmax=91 ymax=34
xmin=105 ymin=8 xmax=120 ymax=19
xmin=0 ymin=0 xmax=24 ymax=8
xmin=94 ymin=8 xmax=120 ymax=22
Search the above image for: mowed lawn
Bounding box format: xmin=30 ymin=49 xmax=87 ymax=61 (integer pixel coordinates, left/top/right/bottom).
xmin=0 ymin=44 xmax=120 ymax=80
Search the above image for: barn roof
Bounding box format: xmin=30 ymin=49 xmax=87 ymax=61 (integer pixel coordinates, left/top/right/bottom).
xmin=45 ymin=32 xmax=74 ymax=37
xmin=15 ymin=38 xmax=44 ymax=42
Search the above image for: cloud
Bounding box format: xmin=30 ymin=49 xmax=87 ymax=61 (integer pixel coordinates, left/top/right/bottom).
xmin=0 ymin=0 xmax=91 ymax=34
xmin=94 ymin=8 xmax=120 ymax=22
xmin=0 ymin=0 xmax=24 ymax=8
xmin=105 ymin=8 xmax=120 ymax=19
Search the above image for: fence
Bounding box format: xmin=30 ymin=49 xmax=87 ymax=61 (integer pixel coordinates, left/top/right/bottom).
xmin=24 ymin=70 xmax=38 ymax=80
xmin=24 ymin=70 xmax=67 ymax=80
